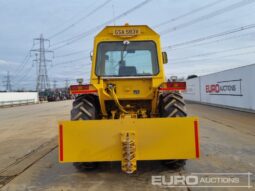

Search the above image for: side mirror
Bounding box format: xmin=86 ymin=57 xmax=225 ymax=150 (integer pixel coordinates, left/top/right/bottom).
xmin=90 ymin=51 xmax=93 ymax=61
xmin=162 ymin=52 xmax=168 ymax=64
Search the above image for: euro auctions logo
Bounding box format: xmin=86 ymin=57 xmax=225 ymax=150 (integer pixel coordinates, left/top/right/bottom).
xmin=205 ymin=79 xmax=242 ymax=96
xmin=206 ymin=84 xmax=236 ymax=93
xmin=151 ymin=172 xmax=253 ymax=188
xmin=206 ymin=84 xmax=220 ymax=93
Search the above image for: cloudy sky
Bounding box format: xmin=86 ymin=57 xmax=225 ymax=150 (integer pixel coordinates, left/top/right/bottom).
xmin=1 ymin=0 xmax=255 ymax=91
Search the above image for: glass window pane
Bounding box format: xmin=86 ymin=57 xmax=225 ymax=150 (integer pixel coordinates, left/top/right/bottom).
xmin=96 ymin=41 xmax=159 ymax=77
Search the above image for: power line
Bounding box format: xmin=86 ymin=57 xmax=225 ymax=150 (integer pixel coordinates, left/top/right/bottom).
xmin=160 ymin=0 xmax=255 ymax=35
xmin=164 ymin=23 xmax=255 ymax=49
xmin=13 ymin=65 xmax=34 ymax=88
xmin=52 ymin=0 xmax=152 ymax=48
xmin=51 ymin=0 xmax=153 ymax=50
xmin=12 ymin=44 xmax=35 ymax=79
xmin=15 ymin=53 xmax=30 ymax=72
xmin=169 ymin=44 xmax=255 ymax=62
xmin=48 ymin=0 xmax=112 ymax=39
xmin=169 ymin=30 xmax=255 ymax=51
xmin=12 ymin=43 xmax=45 ymax=89
xmin=47 ymin=1 xmax=95 ymax=33
xmin=169 ymin=50 xmax=255 ymax=65
xmin=55 ymin=48 xmax=91 ymax=58
xmin=10 ymin=1 xmax=150 ymax=89
xmin=153 ymin=0 xmax=225 ymax=28
xmin=52 ymin=56 xmax=90 ymax=67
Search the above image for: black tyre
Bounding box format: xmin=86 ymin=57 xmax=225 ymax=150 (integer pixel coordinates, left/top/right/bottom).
xmin=159 ymin=92 xmax=187 ymax=169
xmin=73 ymin=162 xmax=98 ymax=172
xmin=159 ymin=92 xmax=187 ymax=117
xmin=161 ymin=159 xmax=186 ymax=170
xmin=71 ymin=94 xmax=99 ymax=120
xmin=71 ymin=94 xmax=99 ymax=171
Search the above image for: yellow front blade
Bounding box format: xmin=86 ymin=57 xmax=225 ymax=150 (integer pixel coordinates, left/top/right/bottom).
xmin=58 ymin=117 xmax=199 ymax=162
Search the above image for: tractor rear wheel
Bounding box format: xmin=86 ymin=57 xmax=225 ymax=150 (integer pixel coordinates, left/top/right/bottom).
xmin=71 ymin=94 xmax=99 ymax=171
xmin=71 ymin=94 xmax=98 ymax=120
xmin=159 ymin=92 xmax=187 ymax=170
xmin=159 ymin=92 xmax=187 ymax=117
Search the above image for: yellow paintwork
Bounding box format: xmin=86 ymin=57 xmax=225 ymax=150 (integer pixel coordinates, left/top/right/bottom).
xmin=59 ymin=24 xmax=200 ymax=173
xmin=59 ymin=117 xmax=199 ymax=162
xmin=90 ymin=25 xmax=165 ymax=116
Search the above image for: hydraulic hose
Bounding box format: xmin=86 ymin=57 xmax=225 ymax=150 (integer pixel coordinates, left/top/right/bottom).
xmin=108 ymin=85 xmax=128 ymax=114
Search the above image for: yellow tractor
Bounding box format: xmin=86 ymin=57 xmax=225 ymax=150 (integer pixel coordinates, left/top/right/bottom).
xmin=59 ymin=24 xmax=199 ymax=174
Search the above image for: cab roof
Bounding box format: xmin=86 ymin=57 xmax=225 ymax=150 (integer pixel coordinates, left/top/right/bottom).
xmin=95 ymin=24 xmax=160 ymax=40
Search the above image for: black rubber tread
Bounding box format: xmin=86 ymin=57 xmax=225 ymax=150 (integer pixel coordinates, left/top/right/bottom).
xmin=71 ymin=94 xmax=99 ymax=171
xmin=159 ymin=92 xmax=187 ymax=169
xmin=159 ymin=92 xmax=187 ymax=117
xmin=71 ymin=94 xmax=98 ymax=120
xmin=73 ymin=162 xmax=98 ymax=171
xmin=161 ymin=160 xmax=186 ymax=170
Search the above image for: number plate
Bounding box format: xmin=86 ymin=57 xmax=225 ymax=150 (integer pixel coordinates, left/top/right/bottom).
xmin=113 ymin=28 xmax=140 ymax=36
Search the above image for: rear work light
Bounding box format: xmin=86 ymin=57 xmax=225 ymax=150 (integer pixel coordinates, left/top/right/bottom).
xmin=159 ymin=81 xmax=186 ymax=91
xmin=69 ymin=84 xmax=97 ymax=95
